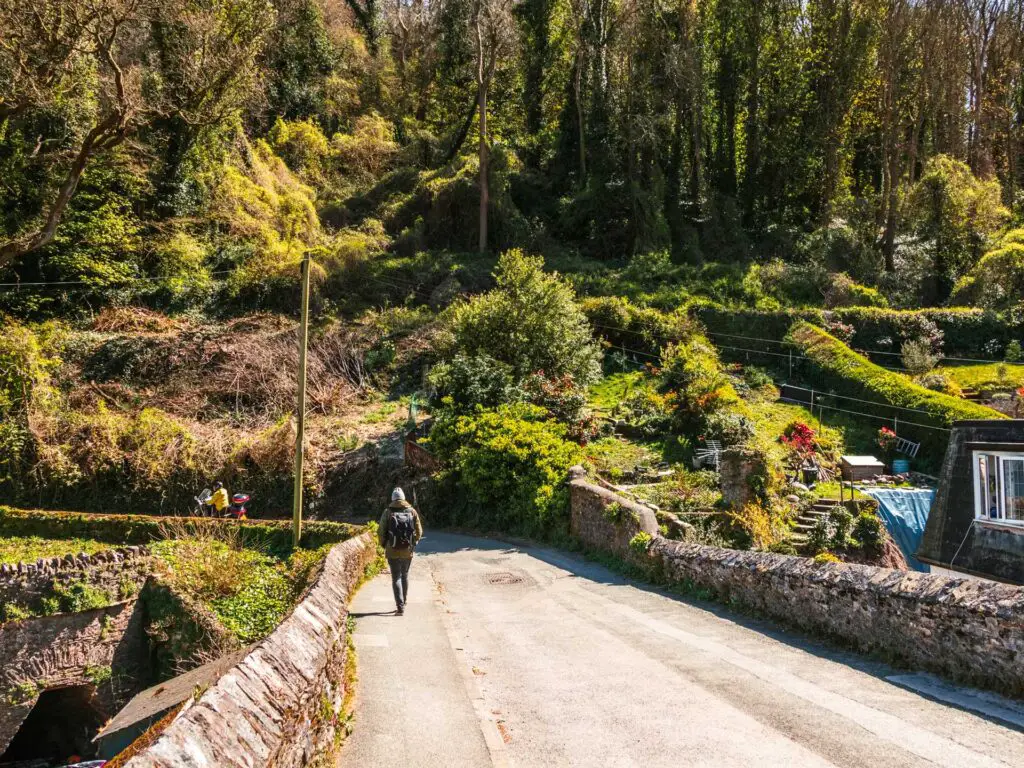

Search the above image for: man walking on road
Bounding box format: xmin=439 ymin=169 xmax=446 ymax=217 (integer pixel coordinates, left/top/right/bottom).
xmin=378 ymin=487 xmax=423 ymax=615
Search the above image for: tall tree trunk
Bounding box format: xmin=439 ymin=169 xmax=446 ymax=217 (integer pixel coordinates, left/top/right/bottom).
xmin=574 ymin=53 xmax=587 ymax=180
xmin=741 ymin=0 xmax=762 ymax=225
xmin=478 ymin=78 xmax=489 ymax=253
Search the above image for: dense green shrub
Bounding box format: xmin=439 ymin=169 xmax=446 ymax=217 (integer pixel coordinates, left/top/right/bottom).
xmin=951 ymin=242 xmax=1024 ymax=314
xmin=829 ymin=507 xmax=854 ymax=550
xmin=788 ymin=321 xmax=1004 ymax=460
xmin=427 ymin=354 xmax=521 ymax=414
xmin=582 ymin=296 xmax=695 ymax=356
xmin=440 ymin=250 xmax=601 ymax=385
xmin=695 ymin=305 xmax=1023 ymax=360
xmin=852 ymin=512 xmax=884 ymax=556
xmin=660 ymin=336 xmax=745 ymax=437
xmin=823 ymin=274 xmax=889 ymax=309
xmin=612 ymin=388 xmax=674 ymax=437
xmin=426 ymin=404 xmax=583 ymax=536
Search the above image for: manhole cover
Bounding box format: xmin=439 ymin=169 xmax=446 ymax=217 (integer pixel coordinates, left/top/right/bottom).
xmin=487 ymin=572 xmax=524 ymax=585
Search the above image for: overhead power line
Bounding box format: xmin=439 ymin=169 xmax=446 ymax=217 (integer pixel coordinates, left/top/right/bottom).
xmin=777 ymin=397 xmax=951 ymax=432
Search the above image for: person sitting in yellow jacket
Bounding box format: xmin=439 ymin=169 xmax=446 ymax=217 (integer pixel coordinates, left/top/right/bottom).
xmin=209 ymin=481 xmax=230 ymax=514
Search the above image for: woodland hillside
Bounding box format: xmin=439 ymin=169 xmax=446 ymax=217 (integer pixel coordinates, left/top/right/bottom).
xmin=2 ymin=0 xmax=1024 ymax=563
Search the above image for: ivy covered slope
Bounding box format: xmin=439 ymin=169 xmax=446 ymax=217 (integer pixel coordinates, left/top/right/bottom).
xmin=788 ymin=322 xmax=1005 ymax=426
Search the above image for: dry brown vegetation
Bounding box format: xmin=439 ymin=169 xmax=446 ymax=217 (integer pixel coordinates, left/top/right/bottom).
xmin=6 ymin=306 xmax=436 ymax=515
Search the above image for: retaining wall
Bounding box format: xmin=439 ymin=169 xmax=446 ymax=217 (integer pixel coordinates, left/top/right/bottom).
xmin=569 ymin=472 xmax=1024 ymax=697
xmin=123 ymin=531 xmax=378 ymax=768
xmin=1 ymin=546 xmax=151 ymax=613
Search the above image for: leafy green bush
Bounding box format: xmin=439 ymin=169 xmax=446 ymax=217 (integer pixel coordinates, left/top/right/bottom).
xmin=582 ymin=295 xmax=694 ymax=356
xmin=917 ymin=372 xmax=962 ymax=397
xmin=807 ymin=516 xmax=833 ymax=554
xmin=742 ymin=366 xmax=775 ymax=390
xmin=901 ymin=339 xmax=942 ymax=375
xmin=441 ymin=250 xmax=601 ymax=385
xmin=427 ymin=354 xmax=521 ymax=415
xmin=824 ymin=273 xmax=889 ymax=309
xmin=427 ymin=404 xmax=583 ymax=536
xmin=629 ymin=532 xmax=653 ymax=556
xmin=612 ymin=388 xmax=673 ymax=437
xmin=829 ymin=507 xmax=854 ymax=550
xmin=852 ymin=512 xmax=884 ymax=556
xmin=52 ymin=580 xmax=116 ymax=613
xmin=660 ymin=335 xmax=746 ymax=437
xmin=950 ymin=242 xmax=1024 ymax=313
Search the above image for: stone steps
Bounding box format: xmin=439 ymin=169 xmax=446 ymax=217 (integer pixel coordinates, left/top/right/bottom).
xmin=791 ymin=499 xmax=843 ymax=547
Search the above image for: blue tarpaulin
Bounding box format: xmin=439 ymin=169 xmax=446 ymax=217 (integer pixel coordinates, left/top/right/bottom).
xmin=860 ymin=488 xmax=934 ymax=572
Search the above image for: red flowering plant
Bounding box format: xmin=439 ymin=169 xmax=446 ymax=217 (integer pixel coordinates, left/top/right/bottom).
xmin=779 ymin=421 xmax=817 ymax=467
xmin=877 ymin=426 xmax=898 ymax=457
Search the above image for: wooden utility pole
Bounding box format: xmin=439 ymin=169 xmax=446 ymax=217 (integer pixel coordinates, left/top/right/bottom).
xmin=292 ymin=252 xmax=312 ymax=548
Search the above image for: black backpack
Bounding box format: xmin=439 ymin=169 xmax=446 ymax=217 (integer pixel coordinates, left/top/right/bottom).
xmin=387 ymin=509 xmax=416 ymax=550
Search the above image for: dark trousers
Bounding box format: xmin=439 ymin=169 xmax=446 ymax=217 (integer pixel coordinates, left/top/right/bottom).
xmin=388 ymin=557 xmax=412 ymax=608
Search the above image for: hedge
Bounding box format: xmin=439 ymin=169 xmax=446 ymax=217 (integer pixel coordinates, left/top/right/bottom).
xmin=582 ymin=296 xmax=694 ymax=357
xmin=696 ymin=305 xmax=1024 ymax=360
xmin=0 ymin=507 xmax=363 ymax=557
xmin=787 ymin=322 xmax=1006 ymax=461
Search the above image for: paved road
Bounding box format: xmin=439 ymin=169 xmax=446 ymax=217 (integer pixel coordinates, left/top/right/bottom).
xmin=341 ymin=533 xmax=1024 ymax=767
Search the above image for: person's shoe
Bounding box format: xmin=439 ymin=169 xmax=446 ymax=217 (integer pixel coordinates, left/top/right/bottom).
xmin=396 ymin=605 xmax=404 ymax=615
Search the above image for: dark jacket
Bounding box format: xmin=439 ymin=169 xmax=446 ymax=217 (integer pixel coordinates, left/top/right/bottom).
xmin=378 ymin=500 xmax=423 ymax=559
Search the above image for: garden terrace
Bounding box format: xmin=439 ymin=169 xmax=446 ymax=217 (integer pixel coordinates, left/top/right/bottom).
xmin=786 ymin=322 xmax=1005 ymax=466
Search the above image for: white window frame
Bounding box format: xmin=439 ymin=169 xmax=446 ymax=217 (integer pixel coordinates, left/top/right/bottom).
xmin=973 ymin=451 xmax=1024 ymax=525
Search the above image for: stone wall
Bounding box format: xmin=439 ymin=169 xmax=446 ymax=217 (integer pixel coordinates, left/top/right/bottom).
xmin=0 ymin=600 xmax=150 ymax=753
xmin=1 ymin=546 xmax=151 ymax=614
xmin=569 ymin=468 xmax=660 ymax=560
xmin=719 ymin=448 xmax=768 ymax=508
xmin=123 ymin=531 xmax=378 ymax=768
xmin=569 ymin=475 xmax=1024 ymax=697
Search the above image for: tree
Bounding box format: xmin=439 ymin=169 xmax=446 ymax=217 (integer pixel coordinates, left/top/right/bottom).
xmin=0 ymin=0 xmax=274 ymax=268
xmin=908 ymin=154 xmax=1009 ymax=302
xmin=441 ymin=250 xmax=602 ymax=385
xmin=471 ymin=0 xmax=516 ymax=252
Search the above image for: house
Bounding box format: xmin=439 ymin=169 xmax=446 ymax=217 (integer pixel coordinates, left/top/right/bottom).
xmin=917 ymin=420 xmax=1024 ymax=584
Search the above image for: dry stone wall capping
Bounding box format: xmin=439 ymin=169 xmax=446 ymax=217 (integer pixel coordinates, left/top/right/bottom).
xmin=123 ymin=531 xmax=378 ymax=768
xmin=0 ymin=546 xmax=151 ymax=611
xmin=569 ymin=470 xmax=1024 ymax=698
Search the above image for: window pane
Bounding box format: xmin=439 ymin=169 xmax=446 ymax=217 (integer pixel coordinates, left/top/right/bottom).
xmin=1003 ymin=459 xmax=1024 ymax=522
